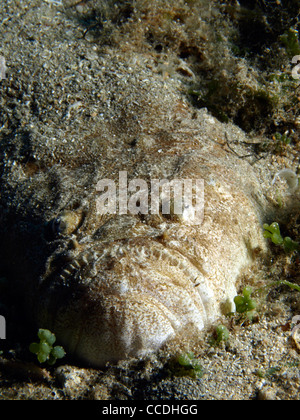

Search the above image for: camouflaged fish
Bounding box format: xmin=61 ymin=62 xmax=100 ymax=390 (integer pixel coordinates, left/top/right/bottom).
xmin=0 ymin=54 xmax=268 ymax=367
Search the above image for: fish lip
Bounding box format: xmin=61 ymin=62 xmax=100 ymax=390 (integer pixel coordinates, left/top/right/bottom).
xmin=50 ymin=234 xmax=214 ymax=311
xmin=39 ymin=236 xmax=216 ymax=365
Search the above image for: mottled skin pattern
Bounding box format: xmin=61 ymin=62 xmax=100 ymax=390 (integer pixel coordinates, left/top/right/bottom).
xmin=0 ymin=63 xmax=268 ymax=367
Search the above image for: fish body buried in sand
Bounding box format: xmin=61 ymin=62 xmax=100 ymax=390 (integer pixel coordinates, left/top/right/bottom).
xmin=0 ymin=72 xmax=268 ymax=368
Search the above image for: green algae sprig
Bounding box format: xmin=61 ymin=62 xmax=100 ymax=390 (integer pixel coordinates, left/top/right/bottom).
xmin=263 ymin=223 xmax=299 ymax=253
xmin=234 ymin=286 xmax=257 ymax=321
xmin=29 ymin=329 xmax=66 ymax=366
xmin=174 ymin=352 xmax=204 ymax=380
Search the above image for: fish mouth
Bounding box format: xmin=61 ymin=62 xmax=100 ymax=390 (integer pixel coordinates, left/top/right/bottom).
xmin=38 ymin=235 xmax=216 ymax=367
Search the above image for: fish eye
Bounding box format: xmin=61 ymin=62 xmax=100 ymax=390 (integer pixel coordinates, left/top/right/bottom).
xmin=51 ymin=210 xmax=84 ymax=236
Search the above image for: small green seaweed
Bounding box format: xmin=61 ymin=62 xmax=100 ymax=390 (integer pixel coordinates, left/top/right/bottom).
xmin=283 ymin=237 xmax=300 ymax=253
xmin=263 ymin=223 xmax=299 ymax=253
xmin=280 ymin=28 xmax=300 ymax=57
xmin=29 ymin=329 xmax=65 ymax=366
xmin=215 ymin=325 xmax=230 ymax=343
xmin=171 ymin=352 xmax=204 ymax=379
xmin=209 ymin=325 xmax=230 ymax=346
xmin=254 ymin=279 xmax=300 ymax=301
xmin=234 ymin=286 xmax=257 ymax=321
xmin=263 ymin=222 xmax=284 ymax=245
xmin=234 ymin=286 xmax=257 ymax=313
xmin=274 ymin=132 xmax=292 ymax=147
xmin=274 ymin=280 xmax=300 ymax=293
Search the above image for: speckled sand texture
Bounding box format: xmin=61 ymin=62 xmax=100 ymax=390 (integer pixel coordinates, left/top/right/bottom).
xmin=0 ymin=0 xmax=299 ymax=400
